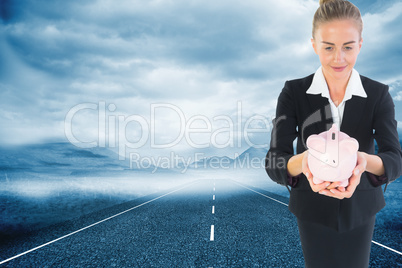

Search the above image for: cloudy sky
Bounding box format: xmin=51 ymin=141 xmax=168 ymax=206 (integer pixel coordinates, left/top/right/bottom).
xmin=0 ymin=0 xmax=401 ymax=159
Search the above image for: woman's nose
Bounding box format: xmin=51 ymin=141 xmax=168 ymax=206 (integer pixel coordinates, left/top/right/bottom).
xmin=334 ymin=49 xmax=344 ymax=63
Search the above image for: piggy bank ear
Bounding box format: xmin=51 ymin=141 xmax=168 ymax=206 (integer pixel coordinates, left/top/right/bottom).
xmin=339 ymin=139 xmax=359 ymax=153
xmin=306 ymin=135 xmax=326 ymax=153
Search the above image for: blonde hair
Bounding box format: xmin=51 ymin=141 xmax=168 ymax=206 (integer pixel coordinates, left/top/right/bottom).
xmin=313 ymin=0 xmax=363 ymax=39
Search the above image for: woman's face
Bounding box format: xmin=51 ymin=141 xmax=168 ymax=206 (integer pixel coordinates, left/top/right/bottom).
xmin=312 ymin=19 xmax=362 ymax=83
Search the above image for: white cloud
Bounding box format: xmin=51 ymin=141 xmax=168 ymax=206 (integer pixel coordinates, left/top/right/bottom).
xmin=357 ymin=2 xmax=402 ymax=80
xmin=393 ymin=91 xmax=402 ymax=101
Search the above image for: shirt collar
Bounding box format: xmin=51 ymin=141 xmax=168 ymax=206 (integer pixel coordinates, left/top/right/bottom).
xmin=306 ymin=66 xmax=367 ymax=101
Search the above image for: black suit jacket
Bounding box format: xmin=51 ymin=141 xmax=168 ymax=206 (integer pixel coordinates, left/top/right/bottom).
xmin=266 ymin=73 xmax=402 ymax=232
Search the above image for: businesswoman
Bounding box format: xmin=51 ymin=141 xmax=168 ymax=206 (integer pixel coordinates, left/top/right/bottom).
xmin=265 ymin=0 xmax=402 ymax=267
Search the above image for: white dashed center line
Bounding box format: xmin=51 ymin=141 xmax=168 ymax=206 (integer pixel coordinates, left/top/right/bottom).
xmin=210 ymin=225 xmax=214 ymax=241
xmin=210 ymin=182 xmax=216 ymax=243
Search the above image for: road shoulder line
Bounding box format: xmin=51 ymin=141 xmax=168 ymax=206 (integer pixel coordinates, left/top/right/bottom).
xmin=0 ymin=180 xmax=199 ymax=265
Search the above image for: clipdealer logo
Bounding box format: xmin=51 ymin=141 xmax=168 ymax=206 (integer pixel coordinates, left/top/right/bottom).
xmin=64 ymin=101 xmax=274 ymax=171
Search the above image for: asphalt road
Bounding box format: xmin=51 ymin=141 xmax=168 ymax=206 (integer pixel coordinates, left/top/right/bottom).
xmin=0 ymin=179 xmax=400 ymax=267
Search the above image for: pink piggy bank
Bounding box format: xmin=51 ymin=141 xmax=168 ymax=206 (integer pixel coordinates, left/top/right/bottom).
xmin=306 ymin=124 xmax=359 ymax=187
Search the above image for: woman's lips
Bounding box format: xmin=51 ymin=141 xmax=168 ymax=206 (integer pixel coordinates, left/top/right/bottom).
xmin=331 ymin=66 xmax=347 ymax=72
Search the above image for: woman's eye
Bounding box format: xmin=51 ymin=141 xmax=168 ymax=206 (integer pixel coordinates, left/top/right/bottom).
xmin=325 ymin=47 xmax=333 ymax=51
xmin=344 ymin=46 xmax=353 ymax=51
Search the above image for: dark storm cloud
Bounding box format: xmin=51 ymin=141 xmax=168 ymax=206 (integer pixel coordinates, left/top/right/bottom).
xmin=0 ymin=0 xmax=401 ymax=148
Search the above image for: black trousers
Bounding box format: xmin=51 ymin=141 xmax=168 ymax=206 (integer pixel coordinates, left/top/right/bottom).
xmin=297 ymin=216 xmax=376 ymax=268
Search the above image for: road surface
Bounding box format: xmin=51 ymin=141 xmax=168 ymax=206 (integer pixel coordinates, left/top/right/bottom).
xmin=0 ymin=179 xmax=400 ymax=267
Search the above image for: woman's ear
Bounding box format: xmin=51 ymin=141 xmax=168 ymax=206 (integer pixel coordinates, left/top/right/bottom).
xmin=311 ymin=38 xmax=318 ymax=55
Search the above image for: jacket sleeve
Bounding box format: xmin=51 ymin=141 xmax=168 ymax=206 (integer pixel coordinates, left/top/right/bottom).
xmin=372 ymin=85 xmax=402 ymax=187
xmin=265 ymin=82 xmax=300 ymax=186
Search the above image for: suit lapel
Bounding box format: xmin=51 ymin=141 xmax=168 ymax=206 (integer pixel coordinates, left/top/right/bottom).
xmin=305 ymin=94 xmax=333 ymax=134
xmin=340 ymin=96 xmax=368 ymax=136
xmin=305 ymin=94 xmax=368 ymax=137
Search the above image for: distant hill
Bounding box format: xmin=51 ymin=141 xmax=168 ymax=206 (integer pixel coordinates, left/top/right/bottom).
xmin=188 ymin=146 xmax=268 ymax=170
xmin=188 ymin=155 xmax=234 ymax=169
xmin=0 ymin=143 xmax=158 ymax=176
xmin=0 ymin=143 xmax=271 ymax=177
xmin=236 ymin=146 xmax=268 ymax=161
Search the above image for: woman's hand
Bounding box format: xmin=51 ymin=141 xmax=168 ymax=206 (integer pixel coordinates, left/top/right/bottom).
xmin=302 ymin=151 xmax=340 ymax=193
xmin=318 ymin=152 xmax=367 ymax=199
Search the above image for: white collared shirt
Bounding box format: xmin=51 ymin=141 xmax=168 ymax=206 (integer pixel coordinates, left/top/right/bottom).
xmin=306 ymin=66 xmax=367 ymax=127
